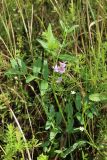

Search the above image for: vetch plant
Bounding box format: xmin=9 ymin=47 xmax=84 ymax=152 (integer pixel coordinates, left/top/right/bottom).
xmin=53 ymin=61 xmax=66 ymax=84
xmin=53 ymin=61 xmax=66 ymax=74
xmin=1 ymin=0 xmax=107 ymax=159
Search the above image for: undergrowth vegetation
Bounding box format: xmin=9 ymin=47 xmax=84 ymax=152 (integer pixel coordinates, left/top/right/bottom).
xmin=0 ymin=0 xmax=107 ymax=159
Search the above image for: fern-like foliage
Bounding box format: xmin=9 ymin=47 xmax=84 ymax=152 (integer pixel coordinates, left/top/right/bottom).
xmin=3 ymin=124 xmax=24 ymax=160
xmin=2 ymin=124 xmax=41 ymax=160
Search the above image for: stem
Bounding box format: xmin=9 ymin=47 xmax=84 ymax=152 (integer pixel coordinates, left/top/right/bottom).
xmin=0 ymin=145 xmax=6 ymax=154
xmin=9 ymin=106 xmax=32 ymax=160
xmin=84 ymin=129 xmax=97 ymax=149
xmin=52 ymin=84 xmax=67 ymax=126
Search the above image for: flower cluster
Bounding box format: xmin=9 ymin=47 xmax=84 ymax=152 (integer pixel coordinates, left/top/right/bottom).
xmin=53 ymin=62 xmax=66 ymax=83
xmin=53 ymin=62 xmax=66 ymax=74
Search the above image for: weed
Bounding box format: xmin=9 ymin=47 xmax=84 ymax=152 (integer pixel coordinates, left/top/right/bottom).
xmin=0 ymin=0 xmax=107 ymax=159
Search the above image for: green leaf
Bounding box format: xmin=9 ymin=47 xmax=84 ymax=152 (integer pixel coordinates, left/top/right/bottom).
xmin=5 ymin=69 xmax=20 ymax=75
xmin=59 ymin=54 xmax=78 ymax=62
xmin=67 ymin=25 xmax=79 ymax=33
xmin=89 ymin=93 xmax=107 ymax=102
xmin=9 ymin=58 xmax=27 ymax=75
xmin=55 ymin=112 xmax=62 ymax=126
xmin=37 ymin=153 xmax=48 ymax=160
xmin=61 ymin=140 xmax=86 ymax=158
xmin=26 ymin=75 xmax=36 ymax=83
xmin=75 ymin=92 xmax=81 ymax=111
xmin=60 ymin=20 xmax=79 ymax=34
xmin=33 ymin=58 xmax=42 ymax=75
xmin=42 ymin=59 xmax=48 ymax=80
xmin=37 ymin=24 xmax=60 ymax=54
xmin=85 ymin=110 xmax=93 ymax=119
xmin=37 ymin=39 xmax=48 ymax=50
xmin=55 ymin=150 xmax=63 ymax=154
xmin=90 ymin=106 xmax=98 ymax=116
xmin=40 ymin=80 xmax=48 ymax=96
xmin=76 ymin=112 xmax=84 ymax=125
xmin=10 ymin=59 xmax=18 ymax=69
xmin=59 ymin=20 xmax=68 ymax=33
xmin=65 ymin=103 xmax=74 ymax=133
xmin=45 ymin=121 xmax=52 ymax=130
xmin=17 ymin=58 xmax=27 ymax=73
xmin=50 ymin=128 xmax=58 ymax=141
xmin=46 ymin=24 xmax=59 ymax=51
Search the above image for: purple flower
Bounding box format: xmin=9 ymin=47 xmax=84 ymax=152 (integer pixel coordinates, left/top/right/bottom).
xmin=53 ymin=64 xmax=59 ymax=73
xmin=59 ymin=62 xmax=66 ymax=68
xmin=58 ymin=62 xmax=66 ymax=74
xmin=53 ymin=61 xmax=66 ymax=74
xmin=58 ymin=66 xmax=65 ymax=74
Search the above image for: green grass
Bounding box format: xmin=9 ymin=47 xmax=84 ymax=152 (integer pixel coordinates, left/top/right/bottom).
xmin=0 ymin=0 xmax=107 ymax=159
